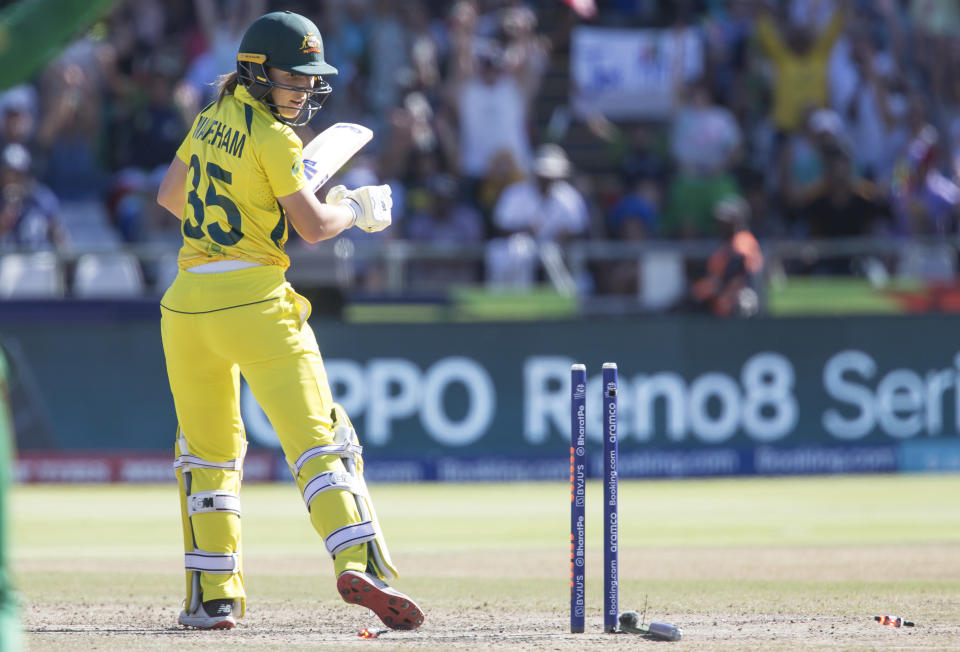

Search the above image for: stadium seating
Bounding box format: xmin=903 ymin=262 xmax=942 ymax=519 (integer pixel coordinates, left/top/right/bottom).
xmin=60 ymin=201 xmax=122 ymax=248
xmin=640 ymin=250 xmax=685 ymax=310
xmin=73 ymin=252 xmax=144 ymax=298
xmin=0 ymin=252 xmax=65 ymax=298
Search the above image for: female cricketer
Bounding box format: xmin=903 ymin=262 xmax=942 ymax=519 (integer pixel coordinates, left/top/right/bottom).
xmin=156 ymin=11 xmax=423 ymax=631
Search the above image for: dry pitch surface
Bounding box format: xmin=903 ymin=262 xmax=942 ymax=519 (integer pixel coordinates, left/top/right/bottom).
xmin=12 ymin=476 xmax=960 ymax=651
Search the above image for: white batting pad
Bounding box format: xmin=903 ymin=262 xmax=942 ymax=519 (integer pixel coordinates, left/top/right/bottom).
xmin=324 ymin=520 xmax=376 ymax=556
xmin=188 ymin=490 xmax=241 ymax=517
xmin=185 ymin=550 xmax=240 ymax=574
xmin=302 ymin=470 xmax=360 ymax=508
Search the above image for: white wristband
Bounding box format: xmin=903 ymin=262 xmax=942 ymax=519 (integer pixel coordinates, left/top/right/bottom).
xmin=344 ymin=197 xmax=361 ymax=227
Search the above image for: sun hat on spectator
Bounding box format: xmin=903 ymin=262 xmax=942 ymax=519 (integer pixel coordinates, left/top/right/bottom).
xmin=713 ymin=195 xmax=750 ymax=226
xmin=532 ymin=144 xmax=571 ymax=179
xmin=1 ymin=143 xmax=31 ymax=173
xmin=0 ymin=85 xmax=36 ymax=116
xmin=808 ymin=108 xmax=843 ymax=137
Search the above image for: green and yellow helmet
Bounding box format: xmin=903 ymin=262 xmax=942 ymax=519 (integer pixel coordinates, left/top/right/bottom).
xmin=237 ymin=11 xmax=338 ymax=126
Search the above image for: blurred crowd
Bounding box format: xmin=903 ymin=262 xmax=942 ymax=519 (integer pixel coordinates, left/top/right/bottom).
xmin=2 ymin=0 xmax=960 ymax=312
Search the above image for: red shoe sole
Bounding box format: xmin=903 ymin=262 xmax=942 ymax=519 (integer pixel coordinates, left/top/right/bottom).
xmin=337 ymin=572 xmax=424 ymax=630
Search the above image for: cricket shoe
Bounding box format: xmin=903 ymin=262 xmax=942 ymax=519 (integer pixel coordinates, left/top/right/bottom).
xmin=178 ymin=598 xmax=236 ymax=630
xmin=337 ymin=570 xmax=425 ymax=630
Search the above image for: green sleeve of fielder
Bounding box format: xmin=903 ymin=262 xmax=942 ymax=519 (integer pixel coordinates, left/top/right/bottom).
xmin=0 ymin=347 xmax=21 ymax=651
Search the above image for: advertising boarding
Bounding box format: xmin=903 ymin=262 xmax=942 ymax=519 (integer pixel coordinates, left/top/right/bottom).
xmin=4 ymin=314 xmax=960 ymax=481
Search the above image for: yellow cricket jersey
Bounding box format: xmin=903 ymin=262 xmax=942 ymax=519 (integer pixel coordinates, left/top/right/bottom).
xmin=174 ymin=85 xmax=308 ymax=270
xmin=755 ymin=12 xmax=844 ymax=132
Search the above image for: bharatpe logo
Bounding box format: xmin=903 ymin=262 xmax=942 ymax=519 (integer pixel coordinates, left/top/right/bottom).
xmin=574 ymin=397 xmax=586 ymax=451
xmin=574 ymin=516 xmax=585 ymax=565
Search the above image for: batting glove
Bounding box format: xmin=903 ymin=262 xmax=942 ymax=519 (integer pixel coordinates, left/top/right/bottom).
xmin=325 ymin=184 xmax=393 ymax=233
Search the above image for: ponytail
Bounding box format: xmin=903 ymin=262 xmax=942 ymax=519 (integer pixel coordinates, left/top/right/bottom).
xmin=215 ymin=71 xmax=239 ymax=105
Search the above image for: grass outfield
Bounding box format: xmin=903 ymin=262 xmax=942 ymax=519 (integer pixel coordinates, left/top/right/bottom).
xmin=11 ymin=474 xmax=960 ymax=650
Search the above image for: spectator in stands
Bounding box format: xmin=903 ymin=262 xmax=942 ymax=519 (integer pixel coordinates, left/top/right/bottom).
xmin=891 ymin=125 xmax=960 ymax=237
xmin=910 ymin=0 xmax=960 ymax=108
xmin=406 ymin=172 xmax=485 ymax=285
xmin=36 ymin=63 xmax=105 ymax=202
xmin=936 ymin=45 xmax=960 ymax=183
xmin=607 ymin=172 xmax=660 ymax=241
xmin=447 ymin=1 xmax=542 ymax=211
xmin=778 ymin=107 xmax=848 ymax=225
xmin=0 ymin=86 xmax=38 ymax=154
xmin=366 ymin=0 xmax=409 ymax=117
xmin=798 ymin=144 xmax=892 ymax=273
xmin=486 ymin=143 xmax=588 ymax=288
xmin=690 ymin=196 xmax=763 ymax=317
xmin=801 ymin=144 xmax=891 ymax=238
xmin=379 ymin=76 xmax=458 ymax=193
xmin=671 ymin=80 xmax=743 ymax=178
xmin=477 ymin=149 xmax=526 ymax=223
xmin=615 ymin=124 xmax=667 ymax=190
xmin=500 ymin=4 xmax=551 ymax=104
xmin=702 ymin=0 xmax=754 ymax=113
xmin=404 ymin=0 xmax=442 ymax=91
xmin=493 ymin=143 xmax=589 ymax=243
xmin=662 ymin=80 xmax=742 ymax=239
xmin=184 ymin=0 xmax=266 ymax=105
xmin=597 ymin=171 xmax=661 ymax=295
xmin=384 ymin=147 xmax=441 ymax=226
xmin=894 ymin=123 xmax=960 ymax=281
xmin=311 ymin=0 xmax=371 ymax=127
xmin=15 ymin=0 xmax=960 ymax=304
xmin=110 ymin=55 xmax=188 ymax=174
xmin=376 ymin=3 xmax=459 ymax=220
xmin=755 ymin=3 xmax=845 ymax=141
xmin=407 ymin=173 xmax=483 ymax=244
xmin=0 ymin=144 xmax=65 ymax=252
xmin=949 ymin=117 xmax=960 ymax=187
xmin=111 ymin=167 xmax=180 ymax=246
xmin=738 ymin=166 xmax=775 ymax=237
xmin=836 ymin=26 xmax=908 ymax=186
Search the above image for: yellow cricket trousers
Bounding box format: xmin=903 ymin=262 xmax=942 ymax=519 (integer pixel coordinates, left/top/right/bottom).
xmin=160 ymin=265 xmax=366 ymax=610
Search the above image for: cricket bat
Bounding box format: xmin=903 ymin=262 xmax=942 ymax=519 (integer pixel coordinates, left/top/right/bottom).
xmin=302 ymin=122 xmax=373 ymax=193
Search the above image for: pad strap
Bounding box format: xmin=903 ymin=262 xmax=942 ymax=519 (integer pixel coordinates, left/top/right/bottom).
xmin=175 ymin=455 xmax=243 ymax=471
xmin=324 ymin=520 xmax=376 ymax=556
xmin=188 ymin=490 xmax=241 ymax=517
xmin=174 ymin=433 xmax=245 ymax=472
xmin=303 ymin=470 xmax=360 ymax=508
xmin=292 ymin=443 xmax=363 ymax=476
xmin=185 ymin=550 xmax=239 ymax=574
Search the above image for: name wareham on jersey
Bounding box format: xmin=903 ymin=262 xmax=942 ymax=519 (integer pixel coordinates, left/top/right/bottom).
xmin=191 ymin=114 xmax=246 ymax=159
